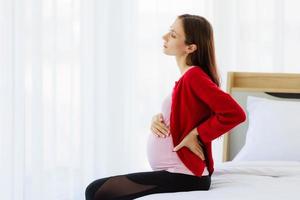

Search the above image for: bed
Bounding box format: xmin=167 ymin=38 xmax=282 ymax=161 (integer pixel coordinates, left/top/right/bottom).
xmin=138 ymin=71 xmax=300 ymax=200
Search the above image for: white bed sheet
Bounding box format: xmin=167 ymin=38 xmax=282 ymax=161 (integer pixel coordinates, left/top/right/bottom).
xmin=137 ymin=161 xmax=300 ymax=200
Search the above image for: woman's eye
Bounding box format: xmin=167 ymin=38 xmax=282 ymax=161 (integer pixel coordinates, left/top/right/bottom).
xmin=170 ymin=32 xmax=176 ymax=38
xmin=168 ymin=30 xmax=176 ymax=38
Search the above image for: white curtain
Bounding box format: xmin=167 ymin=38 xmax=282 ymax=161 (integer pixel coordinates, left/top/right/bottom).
xmin=1 ymin=0 xmax=300 ymax=199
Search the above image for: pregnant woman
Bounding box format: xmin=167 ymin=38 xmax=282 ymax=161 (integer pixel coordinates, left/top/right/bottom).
xmin=85 ymin=14 xmax=246 ymax=200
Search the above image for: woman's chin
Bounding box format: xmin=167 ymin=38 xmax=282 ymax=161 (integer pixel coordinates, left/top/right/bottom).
xmin=162 ymin=49 xmax=172 ymax=55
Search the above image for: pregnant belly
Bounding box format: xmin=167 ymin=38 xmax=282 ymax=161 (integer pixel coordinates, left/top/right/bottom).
xmin=146 ymin=133 xmax=181 ymax=170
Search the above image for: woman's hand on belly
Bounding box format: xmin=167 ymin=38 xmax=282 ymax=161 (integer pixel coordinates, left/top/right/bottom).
xmin=172 ymin=128 xmax=206 ymax=160
xmin=150 ymin=113 xmax=170 ymax=138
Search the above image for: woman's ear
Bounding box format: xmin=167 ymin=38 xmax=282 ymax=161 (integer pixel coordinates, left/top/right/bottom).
xmin=187 ymin=44 xmax=197 ymax=53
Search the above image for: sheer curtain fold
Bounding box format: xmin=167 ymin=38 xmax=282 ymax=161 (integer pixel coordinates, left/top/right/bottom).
xmin=1 ymin=0 xmax=300 ymax=199
xmin=1 ymin=0 xmax=139 ymax=199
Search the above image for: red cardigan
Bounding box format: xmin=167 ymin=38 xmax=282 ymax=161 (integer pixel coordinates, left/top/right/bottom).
xmin=170 ymin=66 xmax=246 ymax=176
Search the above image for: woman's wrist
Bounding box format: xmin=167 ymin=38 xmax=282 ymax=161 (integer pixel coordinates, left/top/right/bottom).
xmin=191 ymin=127 xmax=199 ymax=136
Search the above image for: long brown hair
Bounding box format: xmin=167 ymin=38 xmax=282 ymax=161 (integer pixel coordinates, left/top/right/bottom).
xmin=178 ymin=14 xmax=220 ymax=87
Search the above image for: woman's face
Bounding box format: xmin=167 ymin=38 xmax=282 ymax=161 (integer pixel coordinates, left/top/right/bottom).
xmin=162 ymin=18 xmax=188 ymax=56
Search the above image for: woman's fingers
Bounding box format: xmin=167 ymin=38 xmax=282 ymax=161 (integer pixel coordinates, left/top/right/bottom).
xmin=151 ymin=122 xmax=168 ymax=137
xmin=151 ymin=127 xmax=165 ymax=137
xmin=155 ymin=121 xmax=169 ymax=134
xmin=150 ymin=113 xmax=170 ymax=137
xmin=194 ymin=146 xmax=205 ymax=160
xmin=153 ymin=126 xmax=168 ymax=137
xmin=151 ymin=122 xmax=169 ymax=137
xmin=187 ymin=142 xmax=205 ymax=160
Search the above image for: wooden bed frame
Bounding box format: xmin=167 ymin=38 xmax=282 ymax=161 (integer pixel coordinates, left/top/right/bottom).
xmin=222 ymin=71 xmax=300 ymax=162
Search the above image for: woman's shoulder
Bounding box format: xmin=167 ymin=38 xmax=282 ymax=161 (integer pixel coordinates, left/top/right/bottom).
xmin=183 ymin=66 xmax=211 ymax=82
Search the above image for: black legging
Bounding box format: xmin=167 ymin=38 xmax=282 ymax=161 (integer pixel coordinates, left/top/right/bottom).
xmin=85 ymin=170 xmax=211 ymax=200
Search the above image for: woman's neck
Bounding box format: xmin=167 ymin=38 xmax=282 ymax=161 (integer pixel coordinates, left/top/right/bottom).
xmin=176 ymin=55 xmax=192 ymax=75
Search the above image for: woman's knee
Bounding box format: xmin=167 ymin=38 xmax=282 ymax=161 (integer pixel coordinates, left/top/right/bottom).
xmin=85 ymin=179 xmax=106 ymax=200
xmin=85 ymin=180 xmax=96 ymax=200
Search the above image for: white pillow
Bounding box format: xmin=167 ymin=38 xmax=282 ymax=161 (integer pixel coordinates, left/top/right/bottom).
xmin=233 ymin=96 xmax=300 ymax=161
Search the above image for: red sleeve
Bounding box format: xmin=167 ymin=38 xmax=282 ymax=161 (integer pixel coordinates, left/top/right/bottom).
xmin=186 ymin=71 xmax=246 ymax=144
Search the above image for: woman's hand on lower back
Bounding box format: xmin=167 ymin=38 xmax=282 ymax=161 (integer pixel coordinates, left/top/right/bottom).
xmin=150 ymin=113 xmax=170 ymax=138
xmin=172 ymin=128 xmax=206 ymax=160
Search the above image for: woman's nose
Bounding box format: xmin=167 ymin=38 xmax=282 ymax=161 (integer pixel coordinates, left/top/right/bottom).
xmin=162 ymin=33 xmax=168 ymax=40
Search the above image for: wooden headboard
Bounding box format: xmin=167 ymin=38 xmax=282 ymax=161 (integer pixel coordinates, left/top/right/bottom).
xmin=222 ymin=71 xmax=300 ymax=162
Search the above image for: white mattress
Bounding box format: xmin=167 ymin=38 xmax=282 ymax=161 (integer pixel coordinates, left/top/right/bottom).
xmin=137 ymin=161 xmax=300 ymax=200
